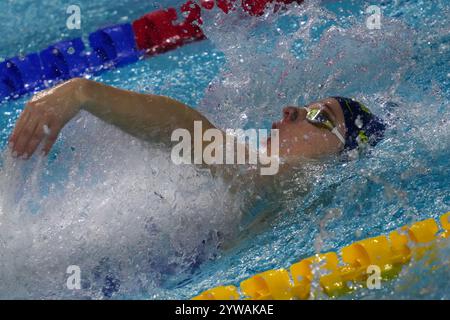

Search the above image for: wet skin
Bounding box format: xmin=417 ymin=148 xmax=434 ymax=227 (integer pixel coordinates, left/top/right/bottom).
xmin=8 ymin=78 xmax=346 ymax=162
xmin=271 ymin=97 xmax=346 ymax=160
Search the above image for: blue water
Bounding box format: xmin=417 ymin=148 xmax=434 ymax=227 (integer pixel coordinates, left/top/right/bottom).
xmin=0 ymin=0 xmax=449 ymax=299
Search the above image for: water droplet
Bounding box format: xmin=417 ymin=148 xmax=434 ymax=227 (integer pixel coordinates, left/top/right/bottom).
xmin=355 ymin=115 xmax=363 ymax=128
xmin=43 ymin=124 xmax=51 ymax=136
xmin=355 ymin=228 xmax=363 ymax=238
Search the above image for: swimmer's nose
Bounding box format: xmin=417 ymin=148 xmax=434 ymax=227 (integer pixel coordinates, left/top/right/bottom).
xmin=282 ymin=106 xmax=300 ymax=122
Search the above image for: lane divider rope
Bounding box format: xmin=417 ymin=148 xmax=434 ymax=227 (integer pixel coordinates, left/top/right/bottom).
xmin=192 ymin=212 xmax=450 ymax=300
xmin=0 ymin=0 xmax=301 ymax=102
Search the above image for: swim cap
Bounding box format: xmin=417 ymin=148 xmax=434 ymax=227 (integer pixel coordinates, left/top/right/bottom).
xmin=333 ymin=96 xmax=386 ymax=150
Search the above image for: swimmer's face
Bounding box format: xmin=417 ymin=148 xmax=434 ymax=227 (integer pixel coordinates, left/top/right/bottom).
xmin=271 ymin=98 xmax=346 ymax=160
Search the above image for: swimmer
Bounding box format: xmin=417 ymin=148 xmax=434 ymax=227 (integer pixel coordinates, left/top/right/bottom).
xmin=9 ymin=78 xmax=385 ymax=163
xmin=7 ymin=77 xmax=386 ymax=243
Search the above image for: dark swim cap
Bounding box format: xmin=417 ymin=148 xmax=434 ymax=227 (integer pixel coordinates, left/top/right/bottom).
xmin=332 ymin=96 xmax=386 ymax=150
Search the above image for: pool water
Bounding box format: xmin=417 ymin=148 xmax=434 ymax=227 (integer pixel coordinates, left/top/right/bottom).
xmin=0 ymin=0 xmax=449 ymax=299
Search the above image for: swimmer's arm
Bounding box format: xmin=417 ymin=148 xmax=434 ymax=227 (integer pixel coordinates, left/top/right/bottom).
xmin=80 ymin=78 xmax=217 ymax=145
xmin=9 ymin=78 xmax=218 ymax=158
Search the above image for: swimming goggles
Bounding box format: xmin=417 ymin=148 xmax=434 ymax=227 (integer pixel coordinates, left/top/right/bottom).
xmin=305 ymin=107 xmax=346 ymax=145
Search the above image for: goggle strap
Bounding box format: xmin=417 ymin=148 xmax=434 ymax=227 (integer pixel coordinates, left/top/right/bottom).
xmin=331 ymin=127 xmax=346 ymax=145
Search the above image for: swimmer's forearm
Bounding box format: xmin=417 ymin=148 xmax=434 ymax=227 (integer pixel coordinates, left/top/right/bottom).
xmin=78 ymin=78 xmax=216 ymax=145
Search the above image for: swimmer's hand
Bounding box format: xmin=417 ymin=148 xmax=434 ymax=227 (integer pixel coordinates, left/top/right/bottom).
xmin=9 ymin=77 xmax=218 ymax=160
xmin=9 ymin=78 xmax=86 ymax=158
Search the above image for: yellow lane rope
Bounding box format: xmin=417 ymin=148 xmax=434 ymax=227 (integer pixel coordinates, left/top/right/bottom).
xmin=193 ymin=212 xmax=450 ymax=300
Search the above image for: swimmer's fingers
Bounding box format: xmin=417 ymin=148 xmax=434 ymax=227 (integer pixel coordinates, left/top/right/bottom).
xmin=22 ymin=121 xmax=49 ymax=158
xmin=9 ymin=99 xmax=61 ymax=158
xmin=41 ymin=124 xmax=62 ymax=156
xmin=13 ymin=116 xmax=40 ymax=159
xmin=8 ymin=108 xmax=31 ymax=149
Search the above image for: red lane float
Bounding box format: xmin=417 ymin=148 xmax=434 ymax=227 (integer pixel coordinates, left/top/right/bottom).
xmin=132 ymin=8 xmax=181 ymax=54
xmin=132 ymin=0 xmax=303 ymax=54
xmin=132 ymin=2 xmax=205 ymax=55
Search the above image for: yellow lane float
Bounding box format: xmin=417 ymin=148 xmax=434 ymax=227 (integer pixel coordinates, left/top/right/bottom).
xmin=193 ymin=212 xmax=450 ymax=300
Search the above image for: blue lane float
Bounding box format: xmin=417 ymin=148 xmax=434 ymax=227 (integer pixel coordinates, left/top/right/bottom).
xmin=88 ymin=23 xmax=141 ymax=70
xmin=39 ymin=38 xmax=89 ymax=82
xmin=0 ymin=79 xmax=11 ymax=100
xmin=0 ymin=53 xmax=43 ymax=97
xmin=0 ymin=23 xmax=141 ymax=103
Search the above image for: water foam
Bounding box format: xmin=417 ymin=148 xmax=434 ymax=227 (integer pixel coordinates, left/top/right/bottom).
xmin=0 ymin=113 xmax=242 ymax=298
